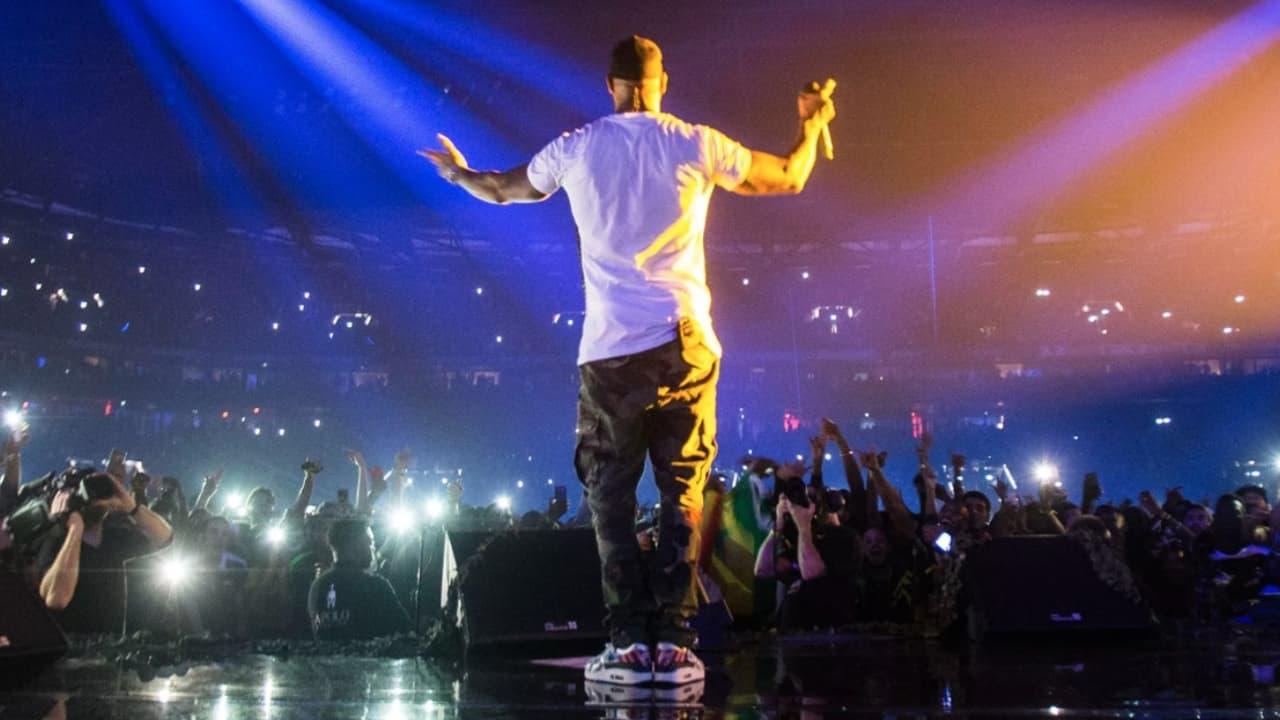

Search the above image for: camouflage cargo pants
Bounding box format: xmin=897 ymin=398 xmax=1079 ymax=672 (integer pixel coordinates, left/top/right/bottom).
xmin=574 ymin=318 xmax=718 ymax=648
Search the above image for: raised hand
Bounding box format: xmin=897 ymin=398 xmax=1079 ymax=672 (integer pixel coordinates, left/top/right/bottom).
xmin=393 ymin=449 xmax=412 ymax=472
xmin=4 ymin=421 xmax=29 ymax=454
xmin=798 ymin=78 xmax=837 ymax=159
xmin=417 ymin=134 xmax=470 ymax=183
xmin=820 ymin=417 xmax=844 ymax=443
xmin=345 ymin=449 xmax=366 ymax=468
xmin=1139 ymin=490 xmax=1162 ymax=517
xmin=204 ymin=468 xmax=224 ymax=490
xmin=858 ymin=449 xmax=882 ymax=473
xmin=789 ymin=496 xmax=817 ymax=527
xmin=775 ymin=495 xmax=792 ymax=528
xmin=106 ymin=449 xmax=127 ymax=480
xmin=809 ymin=435 xmax=826 ymax=456
xmin=94 ymin=474 xmax=137 ymax=515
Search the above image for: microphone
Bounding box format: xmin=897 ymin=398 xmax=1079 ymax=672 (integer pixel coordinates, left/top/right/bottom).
xmin=803 ymin=79 xmax=837 ymax=160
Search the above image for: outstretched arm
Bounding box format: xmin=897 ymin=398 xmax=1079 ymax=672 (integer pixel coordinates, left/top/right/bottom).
xmin=732 ymin=78 xmax=836 ymax=197
xmin=419 ymin=134 xmax=547 ymax=205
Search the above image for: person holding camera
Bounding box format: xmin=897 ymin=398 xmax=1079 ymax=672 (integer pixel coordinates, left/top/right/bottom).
xmin=36 ymin=465 xmax=173 ymax=633
xmin=754 ymin=461 xmax=857 ymax=631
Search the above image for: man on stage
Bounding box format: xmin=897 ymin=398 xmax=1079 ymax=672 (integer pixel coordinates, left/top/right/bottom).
xmin=421 ymin=35 xmax=835 ymax=686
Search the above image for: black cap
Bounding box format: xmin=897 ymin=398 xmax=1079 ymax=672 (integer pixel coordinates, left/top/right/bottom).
xmin=609 ymin=35 xmax=663 ymax=81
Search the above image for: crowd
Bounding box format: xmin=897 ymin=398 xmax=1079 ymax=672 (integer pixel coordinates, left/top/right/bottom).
xmin=733 ymin=418 xmax=1279 ymax=634
xmin=0 ymin=421 xmax=547 ymax=643
xmin=1 ymin=413 xmax=1277 ymax=647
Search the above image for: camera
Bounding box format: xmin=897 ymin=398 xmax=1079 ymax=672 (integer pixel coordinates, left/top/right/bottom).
xmin=3 ymin=466 xmax=117 ymax=545
xmin=777 ymin=475 xmax=810 ymax=508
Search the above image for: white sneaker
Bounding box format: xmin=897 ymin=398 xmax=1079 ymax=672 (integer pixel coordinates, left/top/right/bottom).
xmin=584 ymin=642 xmax=653 ymax=686
xmin=652 ymin=642 xmax=704 ymax=686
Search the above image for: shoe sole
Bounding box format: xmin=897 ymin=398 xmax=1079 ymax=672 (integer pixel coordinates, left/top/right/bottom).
xmin=584 ymin=667 xmax=653 ymax=686
xmin=652 ymin=667 xmax=704 ymax=686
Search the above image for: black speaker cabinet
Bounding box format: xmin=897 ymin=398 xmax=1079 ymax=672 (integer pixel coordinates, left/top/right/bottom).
xmin=442 ymin=528 xmax=607 ymax=647
xmin=965 ymin=535 xmax=1155 ymax=640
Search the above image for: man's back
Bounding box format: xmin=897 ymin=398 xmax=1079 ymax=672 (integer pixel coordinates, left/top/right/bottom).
xmin=307 ymin=565 xmax=411 ymax=641
xmin=527 ymin=111 xmax=751 ymax=364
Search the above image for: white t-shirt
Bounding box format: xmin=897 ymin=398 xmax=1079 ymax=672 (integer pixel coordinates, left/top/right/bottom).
xmin=526 ymin=111 xmax=752 ymax=365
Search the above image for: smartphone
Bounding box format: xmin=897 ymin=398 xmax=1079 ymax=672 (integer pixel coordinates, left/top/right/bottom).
xmin=337 ymin=489 xmax=349 ymax=504
xmin=934 ymin=531 xmax=953 ymax=554
xmin=554 ymin=485 xmax=567 ymax=505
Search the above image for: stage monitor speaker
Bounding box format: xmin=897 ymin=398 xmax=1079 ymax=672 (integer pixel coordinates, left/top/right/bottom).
xmin=443 ymin=528 xmax=606 ymax=647
xmin=0 ymin=570 xmax=67 ymax=684
xmin=965 ymin=535 xmax=1155 ymax=640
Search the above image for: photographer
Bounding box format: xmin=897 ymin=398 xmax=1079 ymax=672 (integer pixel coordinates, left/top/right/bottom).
xmin=307 ymin=518 xmax=411 ymax=640
xmin=754 ymin=461 xmax=856 ymax=631
xmin=36 ymin=468 xmax=173 ymax=632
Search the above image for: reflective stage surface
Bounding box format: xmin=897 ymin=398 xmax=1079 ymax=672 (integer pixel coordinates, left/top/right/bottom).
xmin=5 ymin=632 xmax=1280 ymax=718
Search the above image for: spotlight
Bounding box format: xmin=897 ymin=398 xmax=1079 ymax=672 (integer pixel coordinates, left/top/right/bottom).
xmin=425 ymin=498 xmax=446 ymax=520
xmin=495 ymin=495 xmax=512 ymax=512
xmin=1032 ymin=463 xmax=1059 ymax=484
xmin=252 ymin=427 xmax=262 ymax=437
xmin=265 ymin=526 xmax=287 ymax=547
xmin=193 ymin=283 xmax=202 ymax=292
xmin=475 ymin=287 xmax=484 ymax=296
xmin=1 ymin=235 xmax=8 ymax=245
xmin=271 ymin=322 xmax=280 ymax=332
xmin=0 ymin=288 xmax=7 ymax=297
xmin=79 ymin=300 xmax=88 ymax=310
xmin=1034 ymin=288 xmax=1051 ymax=297
xmin=4 ymin=410 xmax=24 ymax=429
xmin=389 ymin=506 xmax=416 ymax=534
xmin=312 ymin=419 xmax=322 ymax=428
xmin=801 ymin=271 xmax=810 ymax=280
xmin=78 ymin=323 xmax=88 ymax=333
xmin=65 ymin=232 xmax=74 ymax=241
xmin=516 ymin=480 xmax=524 ymax=489
xmin=495 ymin=335 xmax=503 ymax=344
xmin=224 ymin=491 xmax=244 ymax=516
xmin=277 ymin=428 xmax=286 ymax=437
xmin=1161 ymin=311 xmax=1173 ymax=319
xmin=1234 ymin=294 xmax=1246 ymax=304
xmin=303 ymin=292 xmax=311 ymax=300
xmin=741 ymin=277 xmax=750 ymax=286
xmin=137 ymin=266 xmax=147 ymax=275
xmin=159 ymin=555 xmax=191 ymax=586
xmin=299 ymin=304 xmax=306 ymax=312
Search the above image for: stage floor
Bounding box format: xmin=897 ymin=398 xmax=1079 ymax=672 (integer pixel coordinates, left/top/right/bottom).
xmin=3 ymin=631 xmax=1280 ymax=718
